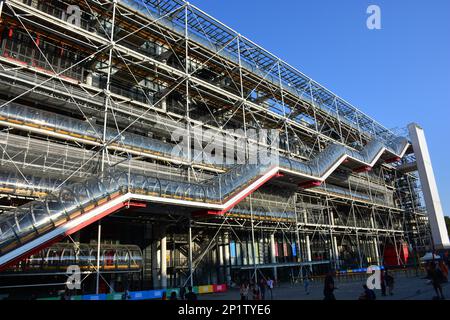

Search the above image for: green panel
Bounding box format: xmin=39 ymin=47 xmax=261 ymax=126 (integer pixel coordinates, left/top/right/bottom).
xmin=166 ymin=288 xmax=180 ymax=296
xmin=106 ymin=293 xmax=123 ymax=300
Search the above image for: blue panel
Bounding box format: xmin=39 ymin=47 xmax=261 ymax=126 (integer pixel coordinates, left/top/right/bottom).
xmin=82 ymin=293 xmax=106 ymax=300
xmin=130 ymin=289 xmax=164 ymax=300
xmin=230 ymin=241 xmax=236 ymax=258
xmin=292 ymin=243 xmax=297 ymax=257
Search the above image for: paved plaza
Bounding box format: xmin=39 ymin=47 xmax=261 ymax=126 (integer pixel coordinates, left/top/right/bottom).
xmin=200 ymin=272 xmax=449 ymax=301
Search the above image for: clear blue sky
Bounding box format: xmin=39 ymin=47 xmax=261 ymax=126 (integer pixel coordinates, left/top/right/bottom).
xmin=189 ymin=0 xmax=450 ymax=216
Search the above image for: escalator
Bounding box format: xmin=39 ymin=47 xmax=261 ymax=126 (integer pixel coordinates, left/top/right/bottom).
xmin=0 ymin=103 xmax=410 ymax=270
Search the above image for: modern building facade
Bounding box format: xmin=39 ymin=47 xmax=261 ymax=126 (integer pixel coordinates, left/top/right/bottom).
xmin=0 ymin=0 xmax=447 ymax=296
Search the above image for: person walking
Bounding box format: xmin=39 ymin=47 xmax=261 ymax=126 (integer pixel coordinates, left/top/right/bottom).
xmin=429 ymin=263 xmax=445 ymax=300
xmin=380 ymin=270 xmax=386 ymax=296
xmin=358 ymin=284 xmax=376 ymax=300
xmin=438 ymin=260 xmax=448 ymax=282
xmin=180 ymin=286 xmax=186 ymax=300
xmin=240 ymin=281 xmax=249 ymax=301
xmin=323 ymin=271 xmax=336 ymax=300
xmin=385 ymin=270 xmax=394 ymax=296
xmin=304 ymin=276 xmax=310 ymax=295
xmin=60 ymin=289 xmax=71 ymax=301
xmin=259 ymin=278 xmax=266 ymax=300
xmin=252 ymin=285 xmax=261 ymax=300
xmin=122 ymin=289 xmax=131 ymax=300
xmin=266 ymin=277 xmax=274 ymax=300
xmin=169 ymin=291 xmax=178 ymax=300
xmin=185 ymin=286 xmax=197 ymax=301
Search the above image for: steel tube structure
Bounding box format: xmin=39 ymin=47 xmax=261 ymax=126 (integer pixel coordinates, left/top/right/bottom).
xmin=0 ymin=0 xmax=440 ymax=293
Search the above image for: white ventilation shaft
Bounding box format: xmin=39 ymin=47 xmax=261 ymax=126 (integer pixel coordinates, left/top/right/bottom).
xmin=408 ymin=123 xmax=450 ymax=249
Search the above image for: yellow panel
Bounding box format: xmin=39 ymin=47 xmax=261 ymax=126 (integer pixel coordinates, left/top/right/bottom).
xmin=198 ymin=285 xmax=210 ymax=294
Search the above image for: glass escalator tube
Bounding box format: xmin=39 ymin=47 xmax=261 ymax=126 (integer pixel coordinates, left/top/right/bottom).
xmin=3 ymin=103 xmax=409 ymax=182
xmin=0 ymin=216 xmax=20 ymax=254
xmin=58 ymin=186 xmax=83 ymax=220
xmin=0 ymin=104 xmax=411 ymax=260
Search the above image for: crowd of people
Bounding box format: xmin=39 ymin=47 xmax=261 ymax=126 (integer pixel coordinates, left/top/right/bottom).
xmin=167 ymin=286 xmax=198 ymax=301
xmin=59 ymin=255 xmax=449 ymax=301
xmin=239 ymin=277 xmax=275 ymax=300
xmin=425 ymin=260 xmax=448 ymax=300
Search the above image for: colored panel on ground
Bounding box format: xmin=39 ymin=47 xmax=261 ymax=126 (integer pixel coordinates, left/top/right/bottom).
xmin=83 ymin=293 xmax=107 ymax=300
xmin=166 ymin=288 xmax=180 ymax=297
xmin=131 ymin=290 xmax=165 ymax=300
xmin=213 ymin=284 xmax=227 ymax=292
xmin=106 ymin=293 xmax=123 ymax=300
xmin=198 ymin=286 xmax=209 ymax=294
xmin=37 ymin=284 xmax=226 ymax=300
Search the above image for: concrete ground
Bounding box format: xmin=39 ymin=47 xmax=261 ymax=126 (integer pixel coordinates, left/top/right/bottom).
xmin=201 ymin=272 xmax=449 ymax=300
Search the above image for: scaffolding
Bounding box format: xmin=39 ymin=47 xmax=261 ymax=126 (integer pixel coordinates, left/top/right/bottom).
xmin=0 ymin=0 xmax=435 ymax=293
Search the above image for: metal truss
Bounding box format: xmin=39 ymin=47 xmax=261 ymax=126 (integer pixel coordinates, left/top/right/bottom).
xmin=0 ymin=0 xmax=432 ymax=290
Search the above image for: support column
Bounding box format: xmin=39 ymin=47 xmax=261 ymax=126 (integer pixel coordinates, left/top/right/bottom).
xmin=305 ymin=235 xmax=312 ymax=262
xmin=249 ymin=194 xmax=257 ymax=283
xmin=269 ymin=233 xmax=278 ymax=281
xmin=302 ymin=208 xmax=312 ymax=263
xmin=142 ymin=224 xmax=153 ymax=286
xmin=332 ymin=236 xmax=340 ymax=269
xmin=294 ymin=195 xmax=301 ymax=263
xmin=217 ymin=236 xmax=224 ymax=284
xmin=151 ymin=240 xmax=159 ymax=289
xmin=373 ymin=238 xmax=380 ymax=265
xmin=408 ymin=123 xmax=450 ymax=248
xmin=210 ymin=248 xmax=218 ymax=284
xmin=370 ymin=213 xmax=381 ymax=265
xmin=160 ymin=229 xmax=167 ymax=289
xmin=217 ymin=235 xmax=227 ymax=283
xmin=223 ymin=232 xmax=231 ymax=286
xmin=329 ymin=209 xmax=339 ymax=269
xmin=188 ymin=221 xmax=193 ymax=287
xmin=95 ymin=222 xmax=101 ymax=294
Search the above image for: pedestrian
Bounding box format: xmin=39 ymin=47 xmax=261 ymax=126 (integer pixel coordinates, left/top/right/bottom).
xmin=429 ymin=263 xmax=445 ymax=300
xmin=180 ymin=286 xmax=186 ymax=300
xmin=323 ymin=271 xmax=336 ymax=300
xmin=240 ymin=281 xmax=249 ymax=301
xmin=266 ymin=277 xmax=274 ymax=300
xmin=252 ymin=285 xmax=261 ymax=300
xmin=185 ymin=286 xmax=197 ymax=301
xmin=169 ymin=291 xmax=178 ymax=300
xmin=304 ymin=276 xmax=310 ymax=295
xmin=438 ymin=260 xmax=448 ymax=282
xmin=259 ymin=278 xmax=266 ymax=300
xmin=358 ymin=284 xmax=376 ymax=300
xmin=385 ymin=270 xmax=394 ymax=296
xmin=60 ymin=289 xmax=71 ymax=301
xmin=380 ymin=269 xmax=386 ymax=296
